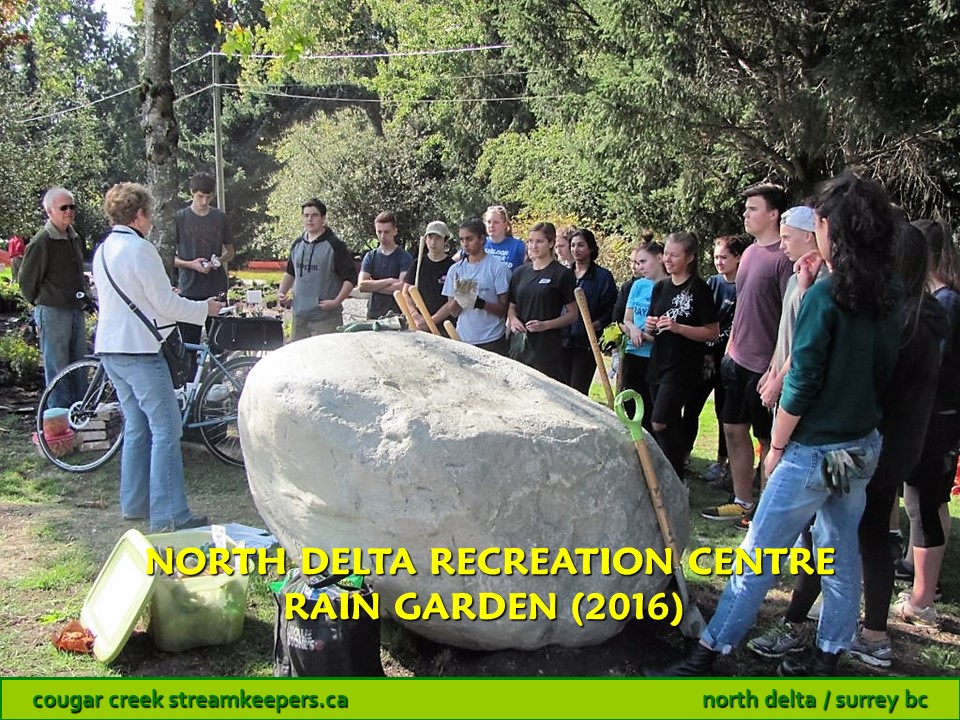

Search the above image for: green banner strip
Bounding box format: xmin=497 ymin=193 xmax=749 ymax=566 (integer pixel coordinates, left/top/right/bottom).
xmin=3 ymin=678 xmax=958 ymax=720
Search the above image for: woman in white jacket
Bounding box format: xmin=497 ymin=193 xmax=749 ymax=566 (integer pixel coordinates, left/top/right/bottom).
xmin=93 ymin=182 xmax=223 ymax=532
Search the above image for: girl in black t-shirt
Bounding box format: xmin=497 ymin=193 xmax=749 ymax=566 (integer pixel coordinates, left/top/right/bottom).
xmin=644 ymin=231 xmax=719 ymax=475
xmin=506 ymin=222 xmax=577 ymax=380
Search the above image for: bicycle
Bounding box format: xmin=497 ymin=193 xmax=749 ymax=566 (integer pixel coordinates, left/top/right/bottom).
xmin=34 ymin=312 xmax=270 ymax=472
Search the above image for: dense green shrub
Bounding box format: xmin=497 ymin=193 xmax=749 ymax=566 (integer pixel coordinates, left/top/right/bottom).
xmin=0 ymin=331 xmax=42 ymax=384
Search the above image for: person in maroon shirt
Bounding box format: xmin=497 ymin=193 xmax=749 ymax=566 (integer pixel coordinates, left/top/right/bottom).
xmin=701 ymin=183 xmax=791 ymax=524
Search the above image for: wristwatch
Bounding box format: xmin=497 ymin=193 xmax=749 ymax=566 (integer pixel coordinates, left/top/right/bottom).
xmin=474 ymin=297 xmax=486 ymax=310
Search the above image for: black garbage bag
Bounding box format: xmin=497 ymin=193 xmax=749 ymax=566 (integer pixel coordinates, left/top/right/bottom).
xmin=273 ymin=568 xmax=384 ymax=677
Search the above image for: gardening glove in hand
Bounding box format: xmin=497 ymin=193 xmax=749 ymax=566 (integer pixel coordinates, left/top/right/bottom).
xmin=454 ymin=284 xmax=479 ymax=310
xmin=820 ymin=448 xmax=867 ymax=497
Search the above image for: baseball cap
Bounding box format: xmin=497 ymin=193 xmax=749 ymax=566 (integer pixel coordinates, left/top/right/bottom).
xmin=424 ymin=220 xmax=449 ymax=238
xmin=781 ymin=206 xmax=816 ymax=233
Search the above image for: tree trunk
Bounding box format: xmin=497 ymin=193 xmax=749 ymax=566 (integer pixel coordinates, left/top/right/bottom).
xmin=141 ymin=0 xmax=180 ymax=277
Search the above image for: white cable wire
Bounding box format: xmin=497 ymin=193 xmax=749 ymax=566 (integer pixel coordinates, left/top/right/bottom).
xmin=17 ymin=85 xmax=141 ymax=124
xmin=174 ymin=83 xmax=215 ymax=103
xmin=16 ymin=43 xmax=520 ymax=124
xmin=16 ymin=56 xmax=212 ymax=125
xmin=223 ymin=44 xmax=509 ymax=60
xmin=233 ymin=85 xmax=573 ymax=104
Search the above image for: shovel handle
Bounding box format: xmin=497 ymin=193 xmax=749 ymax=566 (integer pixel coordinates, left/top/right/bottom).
xmin=636 ymin=437 xmax=680 ymax=558
xmin=574 ymin=287 xmax=615 ymax=409
xmin=393 ymin=290 xmax=418 ymax=331
xmin=444 ymin=320 xmax=461 ymax=342
xmin=615 ymin=389 xmax=680 ymax=558
xmin=408 ymin=286 xmax=441 ymax=336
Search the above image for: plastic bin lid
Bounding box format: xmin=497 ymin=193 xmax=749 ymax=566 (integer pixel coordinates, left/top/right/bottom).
xmin=80 ymin=528 xmax=158 ymax=663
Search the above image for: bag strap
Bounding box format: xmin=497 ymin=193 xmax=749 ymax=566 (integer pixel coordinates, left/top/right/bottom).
xmin=98 ymin=249 xmax=163 ymax=342
xmin=305 ymin=574 xmax=348 ymax=590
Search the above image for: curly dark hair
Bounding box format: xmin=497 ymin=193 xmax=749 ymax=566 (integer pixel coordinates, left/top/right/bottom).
xmin=813 ymin=170 xmax=896 ymax=317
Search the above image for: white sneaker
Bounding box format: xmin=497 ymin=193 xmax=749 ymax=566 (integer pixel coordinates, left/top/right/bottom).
xmin=893 ymin=592 xmax=938 ymax=627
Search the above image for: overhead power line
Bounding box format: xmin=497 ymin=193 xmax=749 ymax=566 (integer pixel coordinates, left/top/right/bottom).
xmin=233 ymin=84 xmax=574 ymax=105
xmin=17 ymin=52 xmax=219 ymax=125
xmin=18 ymin=85 xmax=140 ymax=124
xmin=219 ymin=44 xmax=509 ymax=61
xmin=16 ymin=43 xmax=525 ymax=124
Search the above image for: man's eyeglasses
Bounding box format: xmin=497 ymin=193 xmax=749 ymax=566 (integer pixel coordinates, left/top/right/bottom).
xmin=58 ymin=204 xmax=76 ymax=212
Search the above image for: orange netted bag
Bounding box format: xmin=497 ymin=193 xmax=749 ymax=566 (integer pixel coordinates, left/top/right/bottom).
xmin=52 ymin=620 xmax=95 ymax=654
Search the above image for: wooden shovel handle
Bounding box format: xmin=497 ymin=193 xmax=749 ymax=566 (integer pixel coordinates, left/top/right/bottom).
xmin=634 ymin=437 xmax=680 ymax=557
xmin=444 ymin=320 xmax=461 ymax=342
xmin=393 ymin=290 xmax=418 ymax=331
xmin=573 ymin=287 xmax=615 ymax=408
xmin=408 ymin=286 xmax=441 ymax=336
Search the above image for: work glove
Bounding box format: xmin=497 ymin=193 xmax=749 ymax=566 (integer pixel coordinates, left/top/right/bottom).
xmin=820 ymin=448 xmax=867 ymax=497
xmin=454 ymin=279 xmax=479 ymax=310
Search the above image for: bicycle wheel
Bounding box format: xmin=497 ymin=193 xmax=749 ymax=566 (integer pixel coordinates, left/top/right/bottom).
xmin=194 ymin=356 xmax=259 ymax=467
xmin=35 ymin=359 xmax=124 ymax=472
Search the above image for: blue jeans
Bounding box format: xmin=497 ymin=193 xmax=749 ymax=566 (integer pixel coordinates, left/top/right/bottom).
xmin=35 ymin=306 xmax=87 ymax=408
xmin=701 ymin=429 xmax=882 ymax=655
xmin=100 ymin=353 xmax=192 ymax=531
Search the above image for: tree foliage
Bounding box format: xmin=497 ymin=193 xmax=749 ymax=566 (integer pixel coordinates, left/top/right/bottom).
xmin=261 ymin=108 xmax=446 ymax=255
xmin=494 ymin=0 xmax=960 ymax=233
xmin=0 ymin=0 xmax=137 ymax=245
xmin=6 ymin=0 xmax=959 ymax=269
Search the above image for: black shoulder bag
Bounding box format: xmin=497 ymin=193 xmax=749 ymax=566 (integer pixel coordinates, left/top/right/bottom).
xmin=99 ymin=254 xmax=192 ymax=388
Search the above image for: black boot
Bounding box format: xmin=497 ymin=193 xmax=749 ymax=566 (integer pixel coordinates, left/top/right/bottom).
xmin=645 ymin=643 xmax=719 ymax=677
xmin=778 ymin=646 xmax=840 ymax=676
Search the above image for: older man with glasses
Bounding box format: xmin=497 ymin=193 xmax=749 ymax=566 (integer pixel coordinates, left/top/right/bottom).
xmin=19 ymin=187 xmax=89 ymax=407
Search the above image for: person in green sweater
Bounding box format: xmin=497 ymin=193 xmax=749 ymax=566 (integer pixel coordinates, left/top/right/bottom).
xmin=651 ymin=170 xmax=902 ymax=678
xmin=19 ymin=187 xmax=89 ymax=408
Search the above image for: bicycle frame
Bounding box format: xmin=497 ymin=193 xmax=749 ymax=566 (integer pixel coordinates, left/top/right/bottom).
xmin=36 ymin=310 xmax=262 ymax=472
xmin=178 ymin=341 xmax=244 ymax=431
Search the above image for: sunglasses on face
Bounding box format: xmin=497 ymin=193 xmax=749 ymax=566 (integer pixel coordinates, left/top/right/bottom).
xmin=59 ymin=204 xmax=76 ymax=212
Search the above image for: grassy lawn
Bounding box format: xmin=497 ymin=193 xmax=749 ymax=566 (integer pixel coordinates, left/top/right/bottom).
xmin=0 ymin=389 xmax=958 ymax=677
xmin=231 ymin=269 xmax=285 ymax=285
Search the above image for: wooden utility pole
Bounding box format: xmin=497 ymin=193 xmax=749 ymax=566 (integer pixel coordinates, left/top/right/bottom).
xmin=212 ymin=50 xmax=225 ymax=211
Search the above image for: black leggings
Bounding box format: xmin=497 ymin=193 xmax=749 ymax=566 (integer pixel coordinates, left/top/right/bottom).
xmin=682 ymin=354 xmax=727 ymax=458
xmin=650 ymin=382 xmax=690 ymax=475
xmin=904 ymin=412 xmax=960 ymax=548
xmin=562 ymin=348 xmax=597 ymax=395
xmin=621 ymin=353 xmax=653 ymax=432
xmin=784 ymin=483 xmax=901 ymax=632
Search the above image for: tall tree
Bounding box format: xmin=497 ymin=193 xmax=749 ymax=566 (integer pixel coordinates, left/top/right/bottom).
xmin=142 ymin=0 xmax=196 ymax=274
xmin=0 ymin=0 xmax=133 ymax=243
xmin=494 ymin=0 xmax=960 ymax=230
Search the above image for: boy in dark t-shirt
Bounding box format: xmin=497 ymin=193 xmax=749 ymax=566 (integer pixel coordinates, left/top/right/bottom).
xmin=174 ymin=172 xmax=234 ymax=302
xmin=358 ymin=211 xmax=413 ymax=319
xmin=403 ymin=220 xmax=454 ymax=331
xmin=173 ymin=172 xmax=234 ymax=374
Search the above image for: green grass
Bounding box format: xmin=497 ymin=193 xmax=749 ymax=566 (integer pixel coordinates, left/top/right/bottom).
xmin=231 ymin=270 xmax=284 ymax=284
xmin=0 ymin=389 xmax=958 ymax=677
xmin=15 ymin=547 xmax=97 ymax=591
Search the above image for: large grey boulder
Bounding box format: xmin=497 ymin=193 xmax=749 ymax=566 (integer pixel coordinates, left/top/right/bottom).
xmin=240 ymin=332 xmax=689 ymax=650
